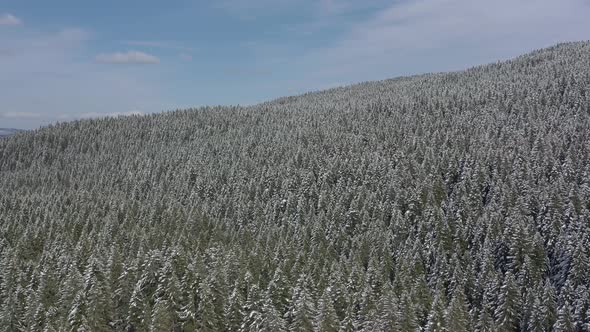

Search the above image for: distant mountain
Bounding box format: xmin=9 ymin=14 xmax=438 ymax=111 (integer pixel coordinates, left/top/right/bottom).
xmin=0 ymin=128 xmax=23 ymax=137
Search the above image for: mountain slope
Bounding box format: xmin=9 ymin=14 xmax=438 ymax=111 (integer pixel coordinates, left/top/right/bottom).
xmin=0 ymin=42 xmax=589 ymax=331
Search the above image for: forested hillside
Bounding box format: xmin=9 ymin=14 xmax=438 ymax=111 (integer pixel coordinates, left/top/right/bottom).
xmin=1 ymin=42 xmax=589 ymax=331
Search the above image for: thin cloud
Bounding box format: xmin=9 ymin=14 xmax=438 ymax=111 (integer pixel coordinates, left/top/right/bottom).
xmin=1 ymin=28 xmax=165 ymax=129
xmin=96 ymin=51 xmax=160 ymax=64
xmin=1 ymin=112 xmax=42 ymax=119
xmin=298 ymin=0 xmax=590 ymax=80
xmin=180 ymin=53 xmax=193 ymax=61
xmin=0 ymin=13 xmax=22 ymax=25
xmin=216 ymin=0 xmax=298 ymax=19
xmin=55 ymin=111 xmax=145 ymax=121
xmin=79 ymin=111 xmax=144 ymax=118
xmin=317 ymin=0 xmax=363 ymax=15
xmin=0 ymin=48 xmax=16 ymax=57
xmin=122 ymin=40 xmax=195 ymax=52
xmin=54 ymin=28 xmax=90 ymax=42
xmin=222 ymin=68 xmax=272 ymax=76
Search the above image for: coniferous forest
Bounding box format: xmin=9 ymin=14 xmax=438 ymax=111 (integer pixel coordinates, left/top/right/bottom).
xmin=1 ymin=42 xmax=590 ymax=331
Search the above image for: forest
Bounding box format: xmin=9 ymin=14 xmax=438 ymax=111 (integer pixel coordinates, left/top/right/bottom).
xmin=0 ymin=42 xmax=589 ymax=331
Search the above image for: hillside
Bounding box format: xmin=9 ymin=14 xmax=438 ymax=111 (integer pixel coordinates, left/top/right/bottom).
xmin=0 ymin=42 xmax=589 ymax=331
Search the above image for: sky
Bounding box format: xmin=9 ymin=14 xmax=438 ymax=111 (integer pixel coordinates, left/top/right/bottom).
xmin=1 ymin=0 xmax=590 ymax=129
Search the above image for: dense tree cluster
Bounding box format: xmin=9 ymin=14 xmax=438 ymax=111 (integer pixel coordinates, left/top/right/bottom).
xmin=1 ymin=42 xmax=590 ymax=331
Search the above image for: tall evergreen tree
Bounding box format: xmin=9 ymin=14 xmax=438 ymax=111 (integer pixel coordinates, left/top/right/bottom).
xmin=495 ymin=272 xmax=520 ymax=332
xmin=315 ymin=287 xmax=339 ymax=332
xmin=425 ymin=292 xmax=446 ymax=332
xmin=286 ymin=275 xmax=315 ymax=332
xmin=553 ymin=301 xmax=575 ymax=332
xmin=446 ymin=286 xmax=470 ymax=332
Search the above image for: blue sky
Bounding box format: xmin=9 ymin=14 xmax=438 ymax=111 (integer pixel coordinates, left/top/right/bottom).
xmin=1 ymin=0 xmax=590 ymax=129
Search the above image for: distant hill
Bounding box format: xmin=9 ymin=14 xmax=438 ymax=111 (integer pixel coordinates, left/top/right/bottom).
xmin=0 ymin=128 xmax=23 ymax=137
xmin=0 ymin=42 xmax=589 ymax=331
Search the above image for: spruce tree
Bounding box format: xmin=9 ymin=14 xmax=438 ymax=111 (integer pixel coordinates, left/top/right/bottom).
xmin=495 ymin=272 xmax=520 ymax=332
xmin=446 ymin=286 xmax=470 ymax=332
xmin=425 ymin=292 xmax=446 ymax=332
xmin=315 ymin=287 xmax=339 ymax=332
xmin=287 ymin=275 xmax=315 ymax=332
xmin=553 ymin=301 xmax=574 ymax=332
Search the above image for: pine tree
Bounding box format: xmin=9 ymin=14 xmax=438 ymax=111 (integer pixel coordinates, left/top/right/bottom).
xmin=224 ymin=283 xmax=244 ymax=332
xmin=446 ymin=286 xmax=469 ymax=332
xmin=553 ymin=301 xmax=574 ymax=332
xmin=178 ymin=261 xmax=199 ymax=331
xmin=570 ymin=241 xmax=589 ymax=288
xmin=267 ymin=267 xmax=290 ymax=316
xmin=24 ymin=274 xmax=45 ymax=331
xmin=357 ymin=282 xmax=379 ymax=332
xmin=328 ymin=266 xmax=349 ymax=321
xmin=84 ymin=259 xmax=113 ymax=331
xmin=240 ymin=283 xmax=263 ymax=332
xmin=150 ymin=298 xmax=174 ymax=332
xmin=476 ymin=276 xmax=498 ymax=332
xmin=151 ymin=260 xmax=181 ymax=331
xmin=541 ymin=280 xmax=558 ymax=331
xmin=197 ymin=278 xmax=222 ymax=332
xmin=338 ymin=304 xmax=356 ymax=332
xmin=425 ymin=292 xmax=446 ymax=332
xmin=68 ymin=290 xmax=89 ymax=332
xmin=378 ymin=284 xmax=399 ymax=332
xmin=127 ymin=280 xmax=148 ymax=332
xmin=527 ymin=296 xmax=545 ymax=332
xmin=114 ymin=260 xmax=138 ymax=329
xmin=259 ymin=294 xmax=287 ymax=332
xmin=495 ymin=272 xmax=520 ymax=332
xmin=572 ymin=285 xmax=589 ymax=332
xmin=315 ymin=287 xmax=339 ymax=332
xmin=287 ymin=275 xmax=315 ymax=332
xmin=412 ymin=275 xmax=433 ymax=326
xmin=398 ymin=294 xmax=419 ymax=332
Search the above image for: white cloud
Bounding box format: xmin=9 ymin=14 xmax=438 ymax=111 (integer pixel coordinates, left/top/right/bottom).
xmin=80 ymin=111 xmax=144 ymax=118
xmin=54 ymin=28 xmax=89 ymax=42
xmin=316 ymin=0 xmax=383 ymax=15
xmin=117 ymin=110 xmax=144 ymax=116
xmin=293 ymin=0 xmax=590 ymax=84
xmin=0 ymin=48 xmax=16 ymax=56
xmin=180 ymin=53 xmax=193 ymax=61
xmin=216 ymin=0 xmax=298 ymax=19
xmin=0 ymin=14 xmax=22 ymax=26
xmin=0 ymin=28 xmax=167 ymax=129
xmin=122 ymin=40 xmax=195 ymax=52
xmin=96 ymin=51 xmax=160 ymax=64
xmin=55 ymin=113 xmax=73 ymax=120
